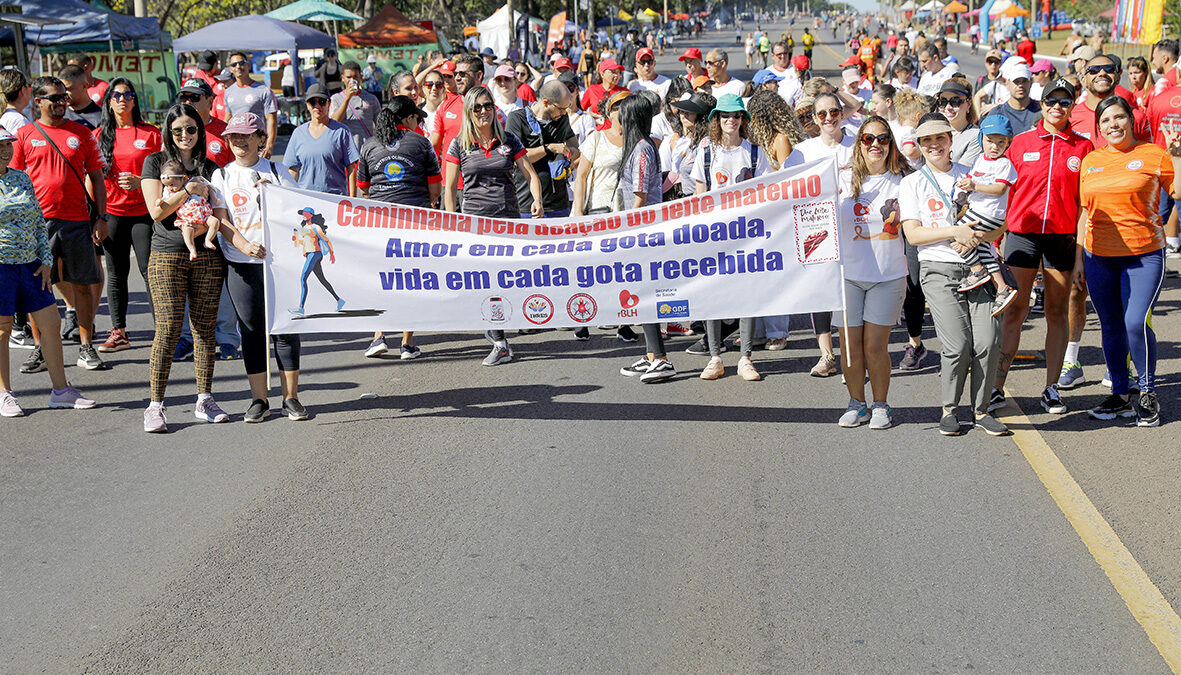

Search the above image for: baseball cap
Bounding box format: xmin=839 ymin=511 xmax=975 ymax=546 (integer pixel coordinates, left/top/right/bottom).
xmin=215 ymin=67 xmax=233 ymax=81
xmin=224 ymin=112 xmax=263 ymax=135
xmin=1071 ymin=45 xmax=1097 ymax=62
xmin=636 ymin=47 xmax=655 ymax=62
xmin=979 ymin=114 xmax=1013 ymax=140
xmin=553 ymin=57 xmax=574 ymax=71
xmin=557 ymin=71 xmax=580 ymax=89
xmin=792 ymin=54 xmax=810 ymax=72
xmin=599 ymin=58 xmax=623 ymax=73
xmin=913 ymin=114 xmax=954 ymax=139
xmin=1042 ymin=77 xmax=1077 ymax=100
xmin=0 ymin=127 xmax=16 ymax=142
xmin=690 ymin=74 xmax=714 ymax=88
xmin=179 ymin=78 xmax=214 ymax=97
xmin=985 ymin=49 xmax=1004 ymax=61
xmin=1000 ymin=56 xmax=1031 ymax=81
xmin=303 ymin=83 xmax=330 ymax=100
xmin=1030 ymin=59 xmax=1054 ymax=73
xmin=439 ymin=61 xmax=457 ymax=75
xmin=678 ymin=47 xmax=703 ymax=61
xmin=493 ymin=64 xmax=516 ymax=80
xmin=840 ymin=54 xmax=863 ymax=67
xmin=752 ymin=69 xmax=783 ymax=85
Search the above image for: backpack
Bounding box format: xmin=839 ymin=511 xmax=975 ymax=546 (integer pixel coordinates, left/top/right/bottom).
xmin=701 ymin=142 xmax=759 ymax=191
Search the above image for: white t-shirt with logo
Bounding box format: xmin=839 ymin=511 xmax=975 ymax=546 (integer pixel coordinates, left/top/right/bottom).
xmin=628 ymin=74 xmax=672 ymax=98
xmin=209 ymin=157 xmax=299 ymax=264
xmin=838 ymin=169 xmax=908 ymax=282
xmin=710 ymin=77 xmax=747 ymax=98
xmin=794 ymin=132 xmax=857 ymax=168
xmin=899 ymin=163 xmax=972 ymax=264
xmin=688 ymin=138 xmax=771 ymax=190
xmin=966 ymin=154 xmax=1017 ymax=221
xmin=768 ymin=65 xmax=803 ymax=105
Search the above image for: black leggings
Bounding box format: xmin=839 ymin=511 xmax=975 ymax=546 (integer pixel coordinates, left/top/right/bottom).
xmin=225 ymin=260 xmax=300 ymax=375
xmin=903 ymin=240 xmax=926 ymax=339
xmin=102 ymin=212 xmax=153 ymax=329
xmin=642 ymin=323 xmax=666 ymax=359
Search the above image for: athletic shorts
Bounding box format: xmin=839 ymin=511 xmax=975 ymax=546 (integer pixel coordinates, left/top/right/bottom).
xmin=48 ymin=218 xmax=103 ymax=285
xmin=0 ymin=262 xmax=57 ymax=316
xmin=1004 ymin=231 xmax=1076 ymax=271
xmin=843 ymin=276 xmax=907 ymax=328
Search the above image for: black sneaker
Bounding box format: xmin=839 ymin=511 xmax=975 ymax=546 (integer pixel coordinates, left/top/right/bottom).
xmin=685 ymin=337 xmax=721 ymax=355
xmin=1136 ymin=391 xmax=1160 ymax=427
xmin=173 ymin=336 xmax=194 ymax=361
xmin=640 ymin=359 xmax=676 ymax=383
xmin=574 ymin=327 xmax=590 ymax=341
xmin=77 ymin=344 xmax=105 ymax=370
xmin=616 ymin=325 xmax=638 ymax=342
xmin=939 ymin=412 xmax=962 ymax=436
xmin=61 ymin=308 xmax=79 ymax=343
xmin=20 ymin=346 xmax=45 ymax=373
xmin=1088 ymin=394 xmax=1134 ymax=421
xmin=986 ymin=388 xmax=1006 ymax=413
xmin=283 ymin=397 xmax=309 ymax=421
xmin=898 ymin=343 xmax=927 ymax=370
xmin=1029 ymin=285 xmax=1044 ymax=314
xmin=620 ymin=358 xmax=652 ymax=377
xmin=975 ymin=415 xmax=1011 ymax=436
xmin=8 ymin=326 xmax=35 ymax=349
xmin=244 ymin=398 xmax=270 ymax=423
xmin=1040 ymin=385 xmax=1068 ymax=414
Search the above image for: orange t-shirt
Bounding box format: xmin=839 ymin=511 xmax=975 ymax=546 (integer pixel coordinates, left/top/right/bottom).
xmin=1079 ymin=142 xmax=1175 ymax=256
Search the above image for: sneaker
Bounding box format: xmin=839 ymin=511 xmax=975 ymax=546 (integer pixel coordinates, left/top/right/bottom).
xmin=1136 ymin=391 xmax=1160 ymax=427
xmin=700 ymin=356 xmax=724 ymax=379
xmin=218 ymin=343 xmax=240 ymax=360
xmin=986 ymin=388 xmax=1006 ymax=412
xmin=1057 ymin=361 xmax=1084 ymax=389
xmin=810 ymin=352 xmax=837 ymax=377
xmin=665 ymin=322 xmax=693 ymax=336
xmin=8 ymin=327 xmax=35 ymax=349
xmin=620 ymin=358 xmax=652 ymax=377
xmin=20 ymin=346 xmax=46 ymax=374
xmin=1088 ymin=394 xmax=1134 ymax=420
xmin=244 ymin=398 xmax=270 ymax=423
xmin=1029 ymin=286 xmax=1044 ymax=314
xmin=1166 ymin=244 xmax=1181 ymax=260
xmin=173 ymin=336 xmax=194 ymax=361
xmin=96 ymin=328 xmax=131 ymax=353
xmin=61 ymin=308 xmax=79 ymax=343
xmin=957 ymin=270 xmax=991 ymax=292
xmin=288 ymin=307 xmax=305 ymax=315
xmin=482 ymin=343 xmax=512 ymax=366
xmin=0 ymin=391 xmax=24 ymax=417
xmin=1040 ymin=385 xmax=1068 ymax=414
xmin=991 ymin=286 xmax=1017 ymax=317
xmin=143 ymin=405 xmax=167 ymax=433
xmin=975 ymin=415 xmax=1011 ymax=436
xmin=737 ymin=356 xmax=761 ymax=381
xmin=765 ymin=337 xmax=788 ymax=351
xmin=869 ymin=402 xmax=893 ymax=430
xmin=838 ymin=399 xmax=869 ymax=427
xmin=685 ymin=337 xmax=718 ymax=355
xmin=640 ymin=358 xmax=676 ymax=382
xmin=364 ymin=337 xmax=389 ymax=358
xmin=616 ymin=325 xmax=638 ymax=342
xmin=400 ymin=344 xmax=421 ymax=360
xmin=194 ymin=396 xmax=230 ymax=423
xmin=77 ymin=344 xmax=105 ymax=370
xmin=283 ymin=397 xmax=309 ymax=421
xmin=898 ymin=343 xmax=927 ymax=370
xmin=939 ymin=412 xmax=962 ymax=436
xmin=1101 ymin=367 xmax=1138 ymax=390
xmin=574 ymin=327 xmax=590 ymax=341
xmin=48 ymin=385 xmax=96 ymax=409
xmin=336 ymin=299 xmax=346 ymax=312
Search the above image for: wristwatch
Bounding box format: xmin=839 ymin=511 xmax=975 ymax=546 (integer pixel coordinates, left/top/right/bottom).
xmin=97 ymin=214 xmax=108 ymax=222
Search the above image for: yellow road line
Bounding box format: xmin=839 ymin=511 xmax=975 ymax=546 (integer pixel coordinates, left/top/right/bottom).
xmin=1000 ymin=394 xmax=1181 ymax=672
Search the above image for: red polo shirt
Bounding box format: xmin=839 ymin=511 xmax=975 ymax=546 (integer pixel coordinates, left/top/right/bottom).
xmin=580 ymin=83 xmax=626 ymax=116
xmin=1147 ymin=84 xmax=1181 ymax=149
xmin=1068 ymin=95 xmax=1150 ymax=148
xmin=430 ymin=92 xmax=464 ymax=158
xmin=1006 ymin=121 xmax=1094 ymax=235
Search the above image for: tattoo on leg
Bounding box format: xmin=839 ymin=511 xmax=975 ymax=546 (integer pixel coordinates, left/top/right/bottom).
xmin=996 ymin=349 xmax=1016 ymax=382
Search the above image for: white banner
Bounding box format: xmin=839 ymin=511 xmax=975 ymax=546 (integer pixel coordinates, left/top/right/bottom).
xmin=261 ymin=157 xmax=844 ymax=334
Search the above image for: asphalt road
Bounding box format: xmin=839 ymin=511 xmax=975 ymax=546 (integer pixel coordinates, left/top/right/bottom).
xmin=2 ymin=19 xmax=1179 ymax=672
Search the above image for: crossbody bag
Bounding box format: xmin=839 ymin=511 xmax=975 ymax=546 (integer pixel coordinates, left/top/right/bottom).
xmin=32 ymin=121 xmax=99 ymax=223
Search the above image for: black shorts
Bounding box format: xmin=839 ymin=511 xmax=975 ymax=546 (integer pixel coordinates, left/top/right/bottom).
xmin=1004 ymin=231 xmax=1076 ymax=271
xmin=48 ymin=218 xmax=103 ymax=285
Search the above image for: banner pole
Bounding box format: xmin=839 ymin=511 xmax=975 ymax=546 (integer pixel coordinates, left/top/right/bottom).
xmin=839 ymin=260 xmax=851 ymax=369
xmin=260 ymin=182 xmax=272 ymax=396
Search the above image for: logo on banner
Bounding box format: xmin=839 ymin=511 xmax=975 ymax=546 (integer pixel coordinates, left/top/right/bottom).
xmin=383 ymin=160 xmax=405 ymax=181
xmin=482 ymin=296 xmax=511 ymax=323
xmin=657 ymin=300 xmax=689 ymax=319
xmin=523 ymin=294 xmax=554 ymax=324
xmin=618 ymin=289 xmax=639 ymax=318
xmin=66 ymin=136 xmax=80 ymax=149
xmin=566 ymin=293 xmax=597 ymax=322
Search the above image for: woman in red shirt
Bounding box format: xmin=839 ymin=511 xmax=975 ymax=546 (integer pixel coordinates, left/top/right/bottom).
xmin=94 ymin=78 xmax=161 ymax=353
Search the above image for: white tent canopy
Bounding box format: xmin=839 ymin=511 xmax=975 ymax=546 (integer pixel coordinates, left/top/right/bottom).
xmin=918 ymin=0 xmax=945 ymax=10
xmin=898 ymin=0 xmax=918 ymax=10
xmin=987 ymin=0 xmax=1015 ymax=14
xmin=478 ymin=4 xmax=527 ymax=59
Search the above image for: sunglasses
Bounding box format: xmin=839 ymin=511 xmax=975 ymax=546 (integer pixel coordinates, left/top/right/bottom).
xmin=423 ymin=81 xmax=446 ymax=89
xmin=717 ymin=111 xmax=744 ymax=120
xmin=178 ymin=93 xmax=202 ymax=104
xmin=307 ymin=98 xmax=329 ymax=106
xmin=565 ymin=83 xmax=578 ymax=93
xmin=939 ymin=96 xmax=966 ymax=108
xmin=773 ymin=51 xmax=789 ymax=57
xmin=860 ymin=132 xmax=891 ymax=146
xmin=39 ymin=93 xmax=69 ymax=103
xmin=516 ymin=71 xmax=528 ymax=77
xmin=1042 ymin=96 xmax=1073 ymax=108
xmin=814 ymin=108 xmax=841 ymax=121
xmin=443 ymin=74 xmax=456 ymax=80
xmin=704 ymin=60 xmax=724 ymax=66
xmin=229 ymin=61 xmax=249 ymax=68
xmin=1086 ymin=63 xmax=1118 ymax=75
xmin=170 ymin=125 xmax=199 ymax=137
xmin=472 ymin=102 xmax=496 ymax=113
xmin=985 ymin=58 xmax=1001 ymax=65
xmin=638 ymin=58 xmax=654 ymax=66
xmin=797 ymin=110 xmax=814 ymax=122
xmin=110 ymin=91 xmax=136 ymax=101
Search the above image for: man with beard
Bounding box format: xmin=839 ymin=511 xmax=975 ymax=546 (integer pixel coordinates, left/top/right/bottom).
xmin=430 ymin=54 xmax=483 ymax=158
xmin=1068 ymin=55 xmax=1150 ymax=146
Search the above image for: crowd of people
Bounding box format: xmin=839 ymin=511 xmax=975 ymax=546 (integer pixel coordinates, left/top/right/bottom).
xmin=1 ymin=16 xmax=1179 ymax=436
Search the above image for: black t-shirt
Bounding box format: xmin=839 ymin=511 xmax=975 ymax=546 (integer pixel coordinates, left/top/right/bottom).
xmin=357 ymin=129 xmax=441 ymax=208
xmin=621 ymin=41 xmax=639 ymax=72
xmin=66 ymin=102 xmax=102 ymax=130
xmin=505 ymin=108 xmax=574 ymax=213
xmin=445 ymin=133 xmax=527 ymax=218
xmin=143 ymin=151 xmax=218 ymax=253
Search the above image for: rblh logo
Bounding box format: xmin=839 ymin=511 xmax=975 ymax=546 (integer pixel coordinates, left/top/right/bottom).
xmin=853 ymin=201 xmax=871 ymax=217
xmin=618 ymin=289 xmax=639 ymax=318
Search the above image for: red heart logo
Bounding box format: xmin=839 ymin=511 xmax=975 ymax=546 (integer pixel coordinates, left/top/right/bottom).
xmin=853 ymin=202 xmax=870 ymax=216
xmin=928 ymin=198 xmax=945 ymax=212
xmin=619 ymin=290 xmax=639 ymax=308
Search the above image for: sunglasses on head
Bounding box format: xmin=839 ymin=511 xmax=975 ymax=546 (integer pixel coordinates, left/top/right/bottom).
xmin=307 ymin=97 xmax=329 ymax=106
xmin=39 ymin=93 xmax=69 ymax=103
xmin=1086 ymin=63 xmax=1118 ymax=75
xmin=170 ymin=125 xmax=198 ymax=137
xmin=814 ymin=108 xmax=841 ymax=121
xmin=939 ymin=96 xmax=965 ymax=108
xmin=472 ymin=102 xmax=496 ymax=113
xmin=110 ymin=90 xmax=136 ymax=101
xmin=860 ymin=132 xmax=891 ymax=146
xmin=1042 ymin=95 xmax=1073 ymax=108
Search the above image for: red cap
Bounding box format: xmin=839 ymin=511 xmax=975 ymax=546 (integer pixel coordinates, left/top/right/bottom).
xmin=840 ymin=55 xmax=863 ymax=67
xmin=792 ymin=54 xmax=810 ymax=71
xmin=599 ymin=58 xmax=623 ymax=73
xmin=439 ymin=60 xmax=457 ymax=74
xmin=678 ymin=47 xmax=703 ymax=61
xmin=553 ymin=57 xmax=573 ymax=71
xmin=636 ymin=47 xmax=654 ymax=62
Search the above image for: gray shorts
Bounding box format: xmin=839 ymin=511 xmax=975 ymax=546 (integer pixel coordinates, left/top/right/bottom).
xmin=48 ymin=219 xmax=102 ymax=285
xmin=843 ymin=277 xmax=907 ymax=327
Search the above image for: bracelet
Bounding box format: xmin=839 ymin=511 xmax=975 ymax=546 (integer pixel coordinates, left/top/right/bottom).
xmin=183 ymin=184 xmax=191 ymax=196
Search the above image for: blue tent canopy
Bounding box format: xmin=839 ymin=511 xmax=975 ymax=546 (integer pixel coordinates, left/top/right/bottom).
xmin=595 ymin=17 xmax=631 ymax=27
xmin=173 ymin=15 xmax=335 ymax=52
xmin=3 ymin=0 xmax=162 ymax=44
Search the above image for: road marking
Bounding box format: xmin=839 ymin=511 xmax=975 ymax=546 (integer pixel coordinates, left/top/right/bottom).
xmin=1000 ymin=394 xmax=1181 ymax=672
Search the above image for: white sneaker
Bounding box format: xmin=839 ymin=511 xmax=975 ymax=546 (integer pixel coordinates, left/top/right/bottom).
xmin=364 ymin=337 xmax=389 ymax=358
xmin=838 ymin=399 xmax=869 ymax=427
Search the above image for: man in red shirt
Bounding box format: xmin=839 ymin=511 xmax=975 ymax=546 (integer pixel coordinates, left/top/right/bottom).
xmin=190 ymin=51 xmax=228 ymax=121
xmin=581 ymin=59 xmax=625 ymax=117
xmin=1015 ymin=33 xmax=1036 ymax=67
xmin=1069 ymin=54 xmax=1150 ymax=147
xmin=11 ymin=76 xmax=108 ymax=370
xmin=176 ymin=78 xmax=234 ymax=166
xmin=68 ymin=52 xmax=108 ymax=105
xmin=429 ymin=54 xmax=483 ymax=158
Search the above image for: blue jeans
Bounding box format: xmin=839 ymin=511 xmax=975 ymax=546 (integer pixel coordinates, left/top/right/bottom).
xmin=181 ymin=281 xmax=240 ymax=347
xmin=1084 ymin=248 xmax=1165 ymax=394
